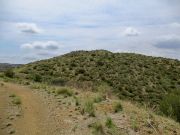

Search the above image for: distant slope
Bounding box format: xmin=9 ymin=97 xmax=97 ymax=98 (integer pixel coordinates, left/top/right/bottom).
xmin=15 ymin=50 xmax=180 ymax=105
xmin=0 ymin=63 xmax=21 ymax=72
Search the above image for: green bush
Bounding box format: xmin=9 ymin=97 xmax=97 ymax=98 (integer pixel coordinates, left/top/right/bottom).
xmin=56 ymin=88 xmax=73 ymax=96
xmin=51 ymin=77 xmax=67 ymax=86
xmin=4 ymin=69 xmax=15 ymax=78
xmin=89 ymin=122 xmax=104 ymax=135
xmin=114 ymin=102 xmax=123 ymax=113
xmin=33 ymin=74 xmax=42 ymax=82
xmin=9 ymin=94 xmax=16 ymax=97
xmin=12 ymin=97 xmax=21 ymax=105
xmin=10 ymin=94 xmax=21 ymax=105
xmin=93 ymin=94 xmax=104 ymax=103
xmin=160 ymin=92 xmax=180 ymax=122
xmin=105 ymin=117 xmax=115 ymax=128
xmin=83 ymin=100 xmax=95 ymax=117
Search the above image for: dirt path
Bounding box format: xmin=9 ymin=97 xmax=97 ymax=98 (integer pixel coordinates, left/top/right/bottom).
xmin=0 ymin=82 xmax=92 ymax=135
xmin=0 ymin=82 xmax=58 ymax=135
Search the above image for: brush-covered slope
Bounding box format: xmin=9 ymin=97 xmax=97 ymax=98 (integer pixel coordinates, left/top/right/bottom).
xmin=16 ymin=50 xmax=180 ymax=105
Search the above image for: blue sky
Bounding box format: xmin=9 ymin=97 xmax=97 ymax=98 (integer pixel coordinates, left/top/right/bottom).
xmin=0 ymin=0 xmax=180 ymax=63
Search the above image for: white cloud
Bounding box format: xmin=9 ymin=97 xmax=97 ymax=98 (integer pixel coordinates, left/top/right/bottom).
xmin=16 ymin=22 xmax=42 ymax=34
xmin=170 ymin=22 xmax=180 ymax=28
xmin=123 ymin=27 xmax=140 ymax=37
xmin=21 ymin=41 xmax=60 ymax=50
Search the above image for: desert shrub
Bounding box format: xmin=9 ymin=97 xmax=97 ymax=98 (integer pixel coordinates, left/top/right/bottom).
xmin=160 ymin=92 xmax=180 ymax=122
xmin=105 ymin=117 xmax=115 ymax=128
xmin=83 ymin=100 xmax=95 ymax=117
xmin=96 ymin=83 xmax=111 ymax=94
xmin=74 ymin=96 xmax=80 ymax=106
xmin=12 ymin=97 xmax=21 ymax=105
xmin=93 ymin=95 xmax=104 ymax=103
xmin=4 ymin=69 xmax=15 ymax=78
xmin=114 ymin=102 xmax=123 ymax=113
xmin=56 ymin=88 xmax=73 ymax=96
xmin=70 ymin=63 xmax=77 ymax=67
xmin=51 ymin=77 xmax=67 ymax=86
xmin=89 ymin=122 xmax=104 ymax=135
xmin=0 ymin=82 xmax=4 ymax=86
xmin=9 ymin=94 xmax=16 ymax=97
xmin=76 ymin=68 xmax=85 ymax=74
xmin=14 ymin=50 xmax=180 ymax=107
xmin=96 ymin=60 xmax=104 ymax=66
xmin=10 ymin=94 xmax=21 ymax=105
xmin=32 ymin=74 xmax=42 ymax=82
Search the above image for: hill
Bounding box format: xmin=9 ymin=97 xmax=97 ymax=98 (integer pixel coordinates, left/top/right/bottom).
xmin=0 ymin=63 xmax=21 ymax=72
xmin=14 ymin=50 xmax=180 ymax=107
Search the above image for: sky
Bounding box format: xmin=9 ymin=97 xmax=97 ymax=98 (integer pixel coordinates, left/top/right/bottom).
xmin=0 ymin=0 xmax=180 ymax=64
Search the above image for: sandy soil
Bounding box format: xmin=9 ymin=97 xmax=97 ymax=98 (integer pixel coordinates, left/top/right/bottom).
xmin=0 ymin=82 xmax=92 ymax=135
xmin=0 ymin=82 xmax=61 ymax=135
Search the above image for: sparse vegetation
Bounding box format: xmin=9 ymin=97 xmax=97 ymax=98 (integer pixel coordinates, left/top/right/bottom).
xmin=105 ymin=117 xmax=115 ymax=129
xmin=160 ymin=90 xmax=180 ymax=122
xmin=9 ymin=94 xmax=16 ymax=97
xmin=55 ymin=88 xmax=73 ymax=96
xmin=83 ymin=99 xmax=95 ymax=117
xmin=0 ymin=82 xmax=4 ymax=86
xmin=12 ymin=97 xmax=21 ymax=105
xmin=130 ymin=117 xmax=139 ymax=132
xmin=9 ymin=94 xmax=21 ymax=105
xmin=89 ymin=122 xmax=104 ymax=135
xmin=93 ymin=94 xmax=104 ymax=103
xmin=32 ymin=74 xmax=42 ymax=82
xmin=74 ymin=96 xmax=80 ymax=106
xmin=4 ymin=69 xmax=15 ymax=78
xmin=114 ymin=102 xmax=123 ymax=113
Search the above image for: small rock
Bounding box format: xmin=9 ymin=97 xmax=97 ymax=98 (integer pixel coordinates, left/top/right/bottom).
xmin=173 ymin=130 xmax=177 ymax=134
xmin=8 ymin=129 xmax=15 ymax=134
xmin=58 ymin=100 xmax=62 ymax=102
xmin=1 ymin=126 xmax=6 ymax=129
xmin=6 ymin=123 xmax=12 ymax=127
xmin=7 ymin=117 xmax=14 ymax=120
xmin=15 ymin=112 xmax=21 ymax=117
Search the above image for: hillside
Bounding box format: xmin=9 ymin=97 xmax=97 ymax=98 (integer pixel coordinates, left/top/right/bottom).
xmin=0 ymin=50 xmax=180 ymax=134
xmin=15 ymin=50 xmax=180 ymax=106
xmin=0 ymin=82 xmax=180 ymax=135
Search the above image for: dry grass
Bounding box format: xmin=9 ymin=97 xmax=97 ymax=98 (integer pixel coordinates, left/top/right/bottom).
xmin=16 ymin=82 xmax=180 ymax=135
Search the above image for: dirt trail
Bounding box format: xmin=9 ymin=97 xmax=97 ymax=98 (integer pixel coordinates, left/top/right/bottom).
xmin=0 ymin=82 xmax=58 ymax=135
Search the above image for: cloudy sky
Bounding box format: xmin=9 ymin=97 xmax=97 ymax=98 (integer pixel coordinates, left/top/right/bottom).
xmin=0 ymin=0 xmax=180 ymax=63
